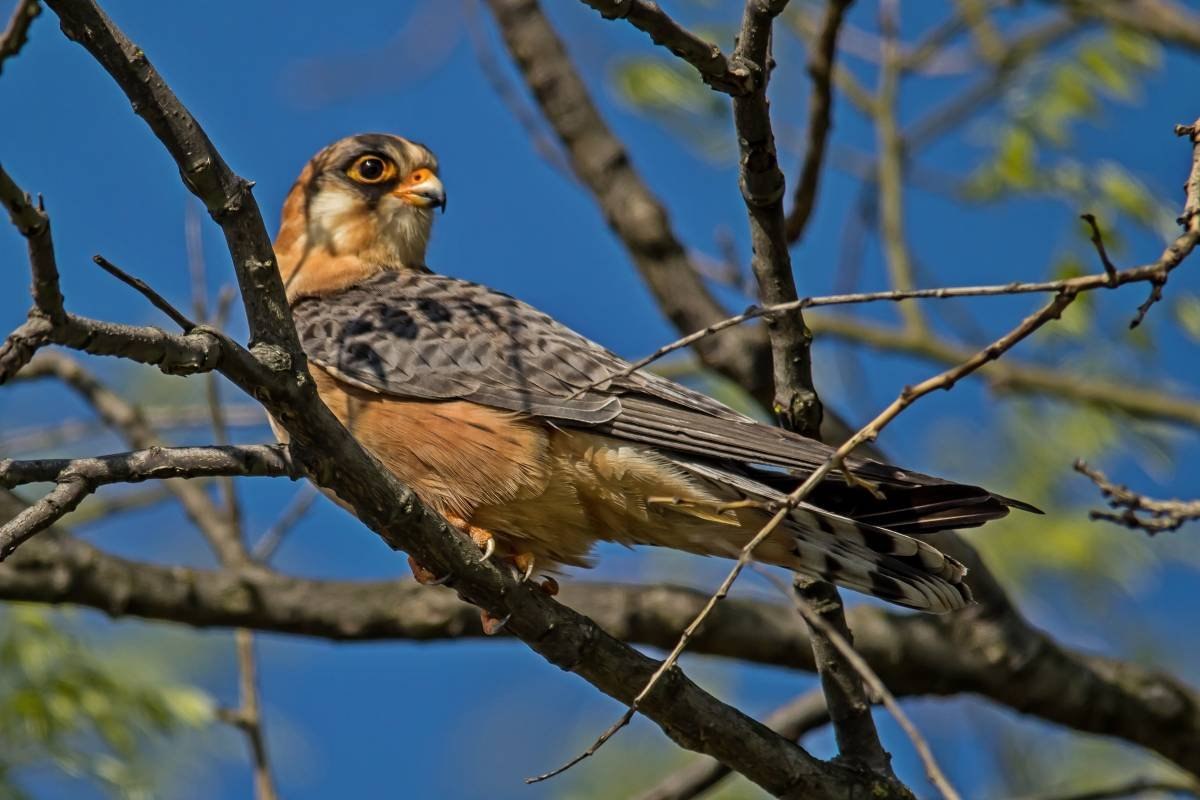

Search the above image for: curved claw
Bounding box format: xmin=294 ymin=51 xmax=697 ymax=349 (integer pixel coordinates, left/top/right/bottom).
xmin=481 ymin=611 xmax=512 ymax=636
xmin=522 ymin=560 xmax=536 ymax=583
xmin=479 ymin=536 xmax=496 ymax=563
xmin=426 ymin=572 xmax=453 ymax=586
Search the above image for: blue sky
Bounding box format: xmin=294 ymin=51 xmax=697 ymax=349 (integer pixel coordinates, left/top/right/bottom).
xmin=2 ymin=1 xmax=1199 ymax=798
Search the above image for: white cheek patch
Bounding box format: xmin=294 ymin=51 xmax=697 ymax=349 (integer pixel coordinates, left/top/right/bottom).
xmin=307 ymin=190 xmax=362 ymax=251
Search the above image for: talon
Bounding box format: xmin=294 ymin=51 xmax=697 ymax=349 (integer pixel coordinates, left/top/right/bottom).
xmin=480 ymin=609 xmax=511 ymax=635
xmin=513 ymin=552 xmax=536 ymax=583
xmin=408 ymin=555 xmax=451 ymax=586
xmin=479 ymin=536 xmax=496 ymax=563
xmin=539 ymin=576 xmax=560 ymax=596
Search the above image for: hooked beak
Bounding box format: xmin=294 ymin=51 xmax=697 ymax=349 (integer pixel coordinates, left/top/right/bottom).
xmin=394 ymin=173 xmax=447 ymax=214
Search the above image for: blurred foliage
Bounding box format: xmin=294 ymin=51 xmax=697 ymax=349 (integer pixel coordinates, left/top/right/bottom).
xmin=936 ymin=403 xmax=1199 ymax=602
xmin=965 ymin=30 xmax=1177 ymax=239
xmin=0 ymin=605 xmax=215 ymax=799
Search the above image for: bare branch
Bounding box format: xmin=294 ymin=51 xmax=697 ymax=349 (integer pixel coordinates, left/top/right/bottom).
xmin=17 ymin=352 xmax=251 ymax=564
xmin=1079 ymin=214 xmax=1119 ymax=285
xmin=785 ymin=0 xmax=852 ymax=244
xmin=567 ymin=259 xmax=1200 ymax=429
xmin=0 ymin=0 xmax=39 ymax=74
xmin=1075 ymin=460 xmax=1200 ymax=535
xmin=732 ymin=0 xmax=823 ymax=437
xmin=576 ymin=0 xmax=752 ymax=95
xmin=1053 ymin=0 xmax=1200 ymax=53
xmin=634 ymin=690 xmax=829 ymax=800
xmin=876 ymin=0 xmax=926 ymax=334
xmin=93 ymin=254 xmax=199 ymax=331
xmin=1015 ymin=776 xmax=1200 ymax=800
xmin=771 ymin=571 xmax=959 ymax=800
xmin=3 ymin=508 xmax=1199 ymax=778
xmin=0 ymin=444 xmax=299 ymax=557
xmin=792 ymin=577 xmax=891 ymax=774
xmin=229 ymin=629 xmax=278 ymax=800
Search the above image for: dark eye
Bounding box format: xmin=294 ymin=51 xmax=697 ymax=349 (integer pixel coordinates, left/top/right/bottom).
xmin=348 ymin=155 xmax=394 ymax=184
xmin=358 ymin=158 xmax=384 ymax=180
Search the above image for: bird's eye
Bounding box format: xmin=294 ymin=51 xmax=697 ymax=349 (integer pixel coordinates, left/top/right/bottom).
xmin=348 ymin=155 xmax=394 ymax=184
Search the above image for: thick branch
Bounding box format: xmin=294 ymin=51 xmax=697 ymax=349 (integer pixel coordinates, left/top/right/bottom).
xmin=635 ymin=690 xmax=829 ymax=800
xmin=2 ymin=518 xmax=1198 ymax=777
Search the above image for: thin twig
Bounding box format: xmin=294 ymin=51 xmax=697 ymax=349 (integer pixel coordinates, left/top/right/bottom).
xmin=566 ymin=254 xmax=1199 ymax=402
xmin=232 ymin=628 xmax=278 ymax=800
xmin=93 ymin=254 xmax=198 ymax=331
xmin=1131 ymin=118 xmax=1200 ymax=328
xmin=253 ymin=484 xmax=320 ymax=562
xmin=1075 ymin=460 xmax=1200 ymax=535
xmin=785 ymin=0 xmax=852 ymax=244
xmin=1080 ymin=214 xmax=1119 ymax=285
xmin=876 ymin=0 xmax=926 ymax=334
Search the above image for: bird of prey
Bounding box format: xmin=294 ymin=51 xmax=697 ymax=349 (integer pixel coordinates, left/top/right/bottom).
xmin=273 ymin=133 xmax=1034 ymax=622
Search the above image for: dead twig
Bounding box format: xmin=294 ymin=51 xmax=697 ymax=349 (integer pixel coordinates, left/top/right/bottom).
xmin=1075 ymin=460 xmax=1200 ymax=535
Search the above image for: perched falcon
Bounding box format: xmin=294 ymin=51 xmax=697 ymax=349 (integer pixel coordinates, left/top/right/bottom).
xmin=273 ymin=133 xmax=1034 ymax=617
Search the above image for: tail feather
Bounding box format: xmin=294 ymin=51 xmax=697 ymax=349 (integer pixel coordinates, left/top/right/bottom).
xmin=673 ymin=459 xmax=973 ymax=612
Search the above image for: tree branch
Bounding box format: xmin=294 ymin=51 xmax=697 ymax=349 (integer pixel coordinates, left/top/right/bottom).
xmin=1075 ymin=460 xmax=1200 ymax=535
xmin=784 ymin=0 xmax=852 ymax=244
xmin=3 ymin=514 xmax=1198 ymax=778
xmin=0 ymin=444 xmax=300 ymax=558
xmin=732 ymin=0 xmax=823 ymax=437
xmin=634 ymin=690 xmax=830 ymax=800
xmin=0 ymin=0 xmax=39 ymax=74
xmin=576 ymin=0 xmax=752 ymax=95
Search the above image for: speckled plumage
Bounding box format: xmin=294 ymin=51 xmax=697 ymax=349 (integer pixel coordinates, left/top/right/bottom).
xmin=274 ymin=133 xmax=1036 ymax=612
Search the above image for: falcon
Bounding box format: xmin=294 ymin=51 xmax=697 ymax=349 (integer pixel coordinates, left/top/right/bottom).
xmin=272 ymin=133 xmax=1034 ymax=621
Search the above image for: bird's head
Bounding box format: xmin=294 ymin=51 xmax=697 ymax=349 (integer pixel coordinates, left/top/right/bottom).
xmin=274 ymin=133 xmax=445 ymax=299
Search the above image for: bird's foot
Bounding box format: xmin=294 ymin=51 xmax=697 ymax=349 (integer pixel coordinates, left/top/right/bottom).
xmin=512 ymin=552 xmax=536 ymax=583
xmin=407 ymin=555 xmax=451 ymax=586
xmin=480 ymin=609 xmax=511 ymax=635
xmin=446 ymin=515 xmax=498 ymax=564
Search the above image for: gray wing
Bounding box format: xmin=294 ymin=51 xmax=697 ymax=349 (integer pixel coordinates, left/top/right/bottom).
xmin=291 ymin=269 xmax=736 ymax=425
xmin=293 ymin=270 xmax=1033 ymax=529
